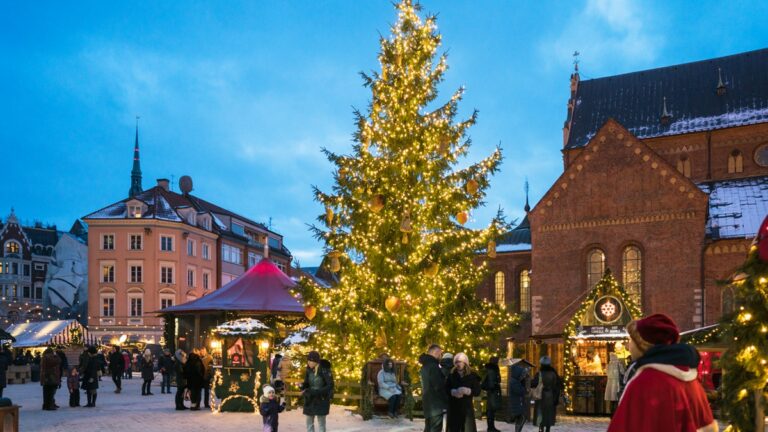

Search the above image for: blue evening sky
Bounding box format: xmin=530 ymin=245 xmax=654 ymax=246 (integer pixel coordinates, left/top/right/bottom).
xmin=3 ymin=1 xmax=767 ymax=265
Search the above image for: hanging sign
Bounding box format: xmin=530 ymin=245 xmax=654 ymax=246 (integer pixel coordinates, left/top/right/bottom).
xmin=594 ymin=295 xmax=623 ymax=324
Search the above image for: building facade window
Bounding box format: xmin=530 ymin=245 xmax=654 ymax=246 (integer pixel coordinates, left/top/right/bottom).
xmin=722 ymin=286 xmax=735 ymax=316
xmin=622 ymin=246 xmax=643 ymax=308
xmin=160 ymin=297 xmax=174 ymax=310
xmin=160 ymin=266 xmax=174 ymax=284
xmin=187 ymin=239 xmax=196 ymax=257
xmin=160 ymin=235 xmax=174 ymax=252
xmin=187 ymin=268 xmax=195 ymax=288
xmin=129 ymin=234 xmax=143 ymax=250
xmin=203 ymin=271 xmax=210 ymax=290
xmin=5 ymin=241 xmax=19 ymax=255
xmin=23 ymin=264 xmax=30 ymax=277
xmin=202 ymin=243 xmax=210 ymax=260
xmin=130 ymin=265 xmax=143 ymax=283
xmin=248 ymin=252 xmax=261 ymax=268
xmin=587 ymin=248 xmax=605 ymax=289
xmin=222 ymin=244 xmax=242 ymax=265
xmin=677 ymin=155 xmax=691 ymax=178
xmin=128 ymin=204 xmax=142 ymax=218
xmin=10 ymin=262 xmax=17 ymax=275
xmin=34 ymin=282 xmax=43 ymax=300
xmin=519 ymin=269 xmax=531 ymax=313
xmin=231 ymin=222 xmax=245 ymax=236
xmin=22 ymin=286 xmax=30 ymax=298
xmin=130 ymin=296 xmax=143 ymax=316
xmin=102 ymin=264 xmax=115 ymax=283
xmin=102 ymin=296 xmax=115 ymax=317
xmin=494 ymin=271 xmax=505 ymax=305
xmin=728 ymin=150 xmax=744 ymax=174
xmin=102 ymin=234 xmax=115 ymax=250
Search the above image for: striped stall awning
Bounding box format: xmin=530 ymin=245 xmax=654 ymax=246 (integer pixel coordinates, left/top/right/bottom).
xmin=6 ymin=320 xmax=96 ymax=348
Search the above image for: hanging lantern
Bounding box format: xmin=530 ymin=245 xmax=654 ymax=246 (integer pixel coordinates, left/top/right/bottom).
xmin=423 ymin=262 xmax=439 ymax=277
xmin=369 ymin=194 xmax=385 ymax=213
xmin=400 ymin=212 xmax=413 ymax=244
xmin=466 ymin=178 xmax=479 ymax=195
xmin=327 ymin=250 xmax=342 ymax=273
xmin=487 ymin=240 xmax=497 ymax=258
xmin=325 ymin=206 xmax=334 ymax=225
xmin=304 ymin=305 xmax=317 ymax=321
xmin=385 ymin=296 xmax=401 ymax=313
xmin=456 ymin=211 xmax=468 ymax=225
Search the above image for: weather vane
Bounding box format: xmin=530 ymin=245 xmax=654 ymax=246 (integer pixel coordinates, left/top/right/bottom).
xmin=573 ymin=51 xmax=580 ymax=72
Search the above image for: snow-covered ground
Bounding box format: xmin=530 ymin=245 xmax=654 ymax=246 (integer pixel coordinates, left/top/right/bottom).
xmin=7 ymin=374 xmax=615 ymax=431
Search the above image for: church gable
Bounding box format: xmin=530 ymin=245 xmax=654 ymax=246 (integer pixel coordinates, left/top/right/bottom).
xmin=532 ymin=119 xmax=709 ymax=229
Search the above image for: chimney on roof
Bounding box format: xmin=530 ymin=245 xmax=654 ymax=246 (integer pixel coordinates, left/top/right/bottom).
xmin=156 ymin=178 xmax=170 ymax=191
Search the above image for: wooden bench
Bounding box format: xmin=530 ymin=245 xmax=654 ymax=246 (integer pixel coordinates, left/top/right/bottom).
xmin=361 ymin=358 xmax=410 ymax=420
xmin=0 ymin=405 xmax=20 ymax=432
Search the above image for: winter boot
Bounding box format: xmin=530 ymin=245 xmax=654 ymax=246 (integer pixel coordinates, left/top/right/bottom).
xmin=91 ymin=393 xmax=97 ymax=407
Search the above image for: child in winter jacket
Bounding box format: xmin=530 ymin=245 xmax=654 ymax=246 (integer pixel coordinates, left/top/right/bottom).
xmin=67 ymin=367 xmax=80 ymax=407
xmin=259 ymin=385 xmax=285 ymax=432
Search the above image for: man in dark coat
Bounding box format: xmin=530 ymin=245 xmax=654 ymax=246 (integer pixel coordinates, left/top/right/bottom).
xmin=481 ymin=356 xmax=502 ymax=432
xmin=158 ymin=349 xmax=175 ymax=394
xmin=109 ymin=345 xmax=124 ymax=393
xmin=531 ymin=356 xmax=562 ymax=432
xmin=507 ymin=362 xmax=531 ymax=432
xmin=82 ymin=345 xmax=101 ymax=407
xmin=419 ymin=344 xmax=448 ymax=432
xmin=300 ymin=350 xmax=333 ymax=432
xmin=184 ymin=348 xmax=205 ymax=410
xmin=40 ymin=347 xmax=61 ymax=410
xmin=0 ymin=346 xmax=10 ymax=398
xmin=174 ymin=349 xmax=188 ymax=410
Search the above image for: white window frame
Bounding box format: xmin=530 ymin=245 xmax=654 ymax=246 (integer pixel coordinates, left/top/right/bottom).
xmin=100 ymin=261 xmax=115 ymax=283
xmin=128 ymin=261 xmax=143 ymax=283
xmin=160 ymin=235 xmax=174 ymax=252
xmin=128 ymin=294 xmax=143 ymax=317
xmin=129 ymin=233 xmax=143 ymax=251
xmin=128 ymin=204 xmax=142 ymax=218
xmin=203 ymin=270 xmax=211 ymax=290
xmin=187 ymin=239 xmax=196 ymax=257
xmin=101 ymin=294 xmax=115 ymax=317
xmin=160 ymin=262 xmax=175 ymax=285
xmin=160 ymin=294 xmax=174 ymax=310
xmin=494 ymin=271 xmax=505 ymax=305
xmin=202 ymin=243 xmax=210 ymax=260
xmin=101 ymin=233 xmax=115 ymax=250
xmin=187 ymin=266 xmax=196 ymax=288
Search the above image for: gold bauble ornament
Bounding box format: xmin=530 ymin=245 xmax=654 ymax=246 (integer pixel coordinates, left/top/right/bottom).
xmin=369 ymin=195 xmax=385 ymax=213
xmin=487 ymin=240 xmax=497 ymax=258
xmin=385 ymin=296 xmax=401 ymax=313
xmin=423 ymin=262 xmax=439 ymax=277
xmin=456 ymin=211 xmax=468 ymax=225
xmin=304 ymin=305 xmax=317 ymax=320
xmin=327 ymin=250 xmax=342 ymax=272
xmin=325 ymin=206 xmax=334 ymax=225
xmin=466 ymin=178 xmax=479 ymax=195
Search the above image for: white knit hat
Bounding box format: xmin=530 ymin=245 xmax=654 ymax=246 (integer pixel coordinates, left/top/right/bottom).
xmin=262 ymin=385 xmax=275 ymax=395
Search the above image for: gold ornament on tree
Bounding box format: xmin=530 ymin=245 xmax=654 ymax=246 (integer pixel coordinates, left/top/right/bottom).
xmin=400 ymin=211 xmax=413 ymax=244
xmin=325 ymin=206 xmax=334 ymax=225
xmin=487 ymin=240 xmax=497 ymax=258
xmin=456 ymin=211 xmax=468 ymax=225
xmin=304 ymin=305 xmax=317 ymax=321
xmin=385 ymin=296 xmax=401 ymax=313
xmin=423 ymin=262 xmax=439 ymax=277
xmin=465 ymin=178 xmax=479 ymax=195
xmin=369 ymin=194 xmax=385 ymax=213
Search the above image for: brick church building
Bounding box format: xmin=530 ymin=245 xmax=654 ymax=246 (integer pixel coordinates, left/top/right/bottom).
xmin=480 ymin=48 xmax=768 ymax=360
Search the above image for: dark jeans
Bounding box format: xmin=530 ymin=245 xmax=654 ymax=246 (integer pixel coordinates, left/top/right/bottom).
xmin=509 ymin=414 xmax=526 ymax=432
xmin=426 ymin=413 xmax=443 ymax=432
xmin=69 ymin=389 xmax=80 ymax=407
xmin=189 ymin=386 xmax=202 ymax=407
xmin=142 ymin=379 xmax=152 ymax=394
xmin=486 ymin=408 xmax=497 ymax=430
xmin=43 ymin=384 xmax=57 ymax=409
xmin=203 ymin=377 xmax=211 ymax=407
xmin=111 ymin=371 xmax=122 ymax=390
xmin=387 ymin=394 xmax=402 ymax=415
xmin=124 ymin=369 xmax=132 ymax=379
xmin=175 ymin=384 xmax=187 ymax=408
xmin=161 ymin=373 xmax=171 ymax=393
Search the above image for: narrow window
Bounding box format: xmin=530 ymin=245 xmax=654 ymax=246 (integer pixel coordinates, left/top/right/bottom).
xmin=519 ymin=269 xmax=531 ymax=313
xmin=587 ymin=249 xmax=605 ymax=288
xmin=494 ymin=271 xmax=505 ymax=305
xmin=677 ymin=155 xmax=691 ymax=178
xmin=622 ymin=246 xmax=643 ymax=308
xmin=728 ymin=150 xmax=743 ymax=174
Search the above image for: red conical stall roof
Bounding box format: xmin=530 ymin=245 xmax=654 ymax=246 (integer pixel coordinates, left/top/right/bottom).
xmin=160 ymin=259 xmax=303 ymax=314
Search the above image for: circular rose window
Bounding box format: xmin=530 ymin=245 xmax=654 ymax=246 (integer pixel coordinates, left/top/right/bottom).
xmin=754 ymin=143 xmax=768 ymax=167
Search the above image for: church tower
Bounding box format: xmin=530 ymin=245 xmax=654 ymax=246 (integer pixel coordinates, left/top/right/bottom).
xmin=128 ymin=120 xmax=143 ymax=197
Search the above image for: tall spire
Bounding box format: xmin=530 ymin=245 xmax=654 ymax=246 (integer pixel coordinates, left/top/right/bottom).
xmin=129 ymin=116 xmax=143 ymax=197
xmin=524 ymin=179 xmax=531 ymax=213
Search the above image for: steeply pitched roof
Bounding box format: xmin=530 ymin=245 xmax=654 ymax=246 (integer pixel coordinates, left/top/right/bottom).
xmin=496 ymin=214 xmax=531 ymax=253
xmin=698 ymin=176 xmax=768 ymax=239
xmin=566 ymin=48 xmax=768 ymax=149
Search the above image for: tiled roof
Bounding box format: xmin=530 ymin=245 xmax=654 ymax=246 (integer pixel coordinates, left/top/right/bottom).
xmin=698 ymin=176 xmax=768 ymax=239
xmin=496 ymin=214 xmax=531 ymax=253
xmin=566 ymin=48 xmax=768 ymax=149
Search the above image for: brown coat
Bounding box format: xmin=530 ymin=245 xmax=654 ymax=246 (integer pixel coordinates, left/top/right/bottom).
xmin=41 ymin=351 xmax=61 ymax=386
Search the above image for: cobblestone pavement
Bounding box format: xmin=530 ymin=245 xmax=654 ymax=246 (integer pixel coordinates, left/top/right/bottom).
xmin=10 ymin=375 xmax=611 ymax=431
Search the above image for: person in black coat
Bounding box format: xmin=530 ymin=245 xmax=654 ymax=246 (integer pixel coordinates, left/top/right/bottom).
xmin=531 ymin=356 xmax=562 ymax=432
xmin=108 ymin=345 xmax=124 ymax=393
xmin=140 ymin=349 xmax=155 ymax=396
xmin=419 ymin=345 xmax=448 ymax=432
xmin=158 ymin=349 xmax=175 ymax=394
xmin=259 ymin=385 xmax=285 ymax=432
xmin=0 ymin=347 xmax=10 ymax=398
xmin=300 ymin=351 xmax=334 ymax=432
xmin=174 ymin=349 xmax=188 ymax=410
xmin=82 ymin=346 xmax=100 ymax=407
xmin=184 ymin=349 xmax=205 ymax=410
xmin=507 ymin=362 xmax=531 ymax=432
xmin=446 ymin=352 xmax=481 ymax=432
xmin=481 ymin=356 xmax=502 ymax=432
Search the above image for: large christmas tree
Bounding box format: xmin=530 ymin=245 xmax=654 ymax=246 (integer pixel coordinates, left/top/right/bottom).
xmin=301 ymin=0 xmax=516 ymax=379
xmin=720 ymin=217 xmax=768 ymax=432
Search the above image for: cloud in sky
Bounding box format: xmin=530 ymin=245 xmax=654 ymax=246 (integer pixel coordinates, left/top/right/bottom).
xmin=539 ymin=0 xmax=664 ymax=73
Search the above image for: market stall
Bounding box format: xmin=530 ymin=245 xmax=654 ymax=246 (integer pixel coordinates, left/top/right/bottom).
xmin=208 ymin=318 xmax=272 ymax=413
xmin=562 ymin=270 xmax=641 ymax=415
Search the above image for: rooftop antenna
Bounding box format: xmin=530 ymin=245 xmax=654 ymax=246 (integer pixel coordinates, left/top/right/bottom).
xmin=572 ymin=51 xmax=580 ymax=72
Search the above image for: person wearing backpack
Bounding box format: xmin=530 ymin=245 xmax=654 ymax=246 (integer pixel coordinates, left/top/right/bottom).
xmin=507 ymin=361 xmax=531 ymax=432
xmin=531 ymin=356 xmax=562 ymax=432
xmin=480 ymin=356 xmax=502 ymax=432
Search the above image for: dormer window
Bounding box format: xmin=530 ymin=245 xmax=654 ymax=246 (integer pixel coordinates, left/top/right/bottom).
xmin=5 ymin=241 xmax=20 ymax=255
xmin=127 ymin=203 xmax=142 ymax=218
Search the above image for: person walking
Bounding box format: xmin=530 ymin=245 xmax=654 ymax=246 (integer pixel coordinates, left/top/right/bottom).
xmin=159 ymin=349 xmax=175 ymax=394
xmin=604 ymin=352 xmax=625 ymax=415
xmin=377 ymin=358 xmax=403 ymax=418
xmin=481 ymin=356 xmax=502 ymax=432
xmin=200 ymin=347 xmax=213 ymax=408
xmin=446 ymin=352 xmax=481 ymax=432
xmin=607 ymin=314 xmax=717 ymax=432
xmin=109 ymin=345 xmax=124 ymax=393
xmin=259 ymin=385 xmax=286 ymax=432
xmin=184 ymin=348 xmax=205 ymax=410
xmin=300 ymin=350 xmax=333 ymax=432
xmin=174 ymin=349 xmax=188 ymax=410
xmin=140 ymin=349 xmax=155 ymax=395
xmin=40 ymin=347 xmax=61 ymax=410
xmin=507 ymin=361 xmax=531 ymax=432
xmin=67 ymin=367 xmax=81 ymax=407
xmin=122 ymin=350 xmax=132 ymax=379
xmin=531 ymin=356 xmax=562 ymax=432
xmin=82 ymin=346 xmax=100 ymax=407
xmin=419 ymin=344 xmax=448 ymax=432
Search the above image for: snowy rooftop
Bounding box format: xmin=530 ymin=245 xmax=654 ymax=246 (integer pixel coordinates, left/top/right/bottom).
xmin=698 ymin=176 xmax=768 ymax=239
xmin=566 ymin=48 xmax=768 ymax=149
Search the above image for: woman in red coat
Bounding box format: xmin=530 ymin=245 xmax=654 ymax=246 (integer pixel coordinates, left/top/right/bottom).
xmin=607 ymin=314 xmax=718 ymax=432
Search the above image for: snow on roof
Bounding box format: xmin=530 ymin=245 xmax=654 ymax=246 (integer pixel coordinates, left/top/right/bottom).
xmin=7 ymin=319 xmax=93 ymax=348
xmin=213 ymin=318 xmax=270 ymax=336
xmin=698 ymin=176 xmax=768 ymax=239
xmin=280 ymin=325 xmax=316 ymax=346
xmin=496 ymin=243 xmax=531 ymax=253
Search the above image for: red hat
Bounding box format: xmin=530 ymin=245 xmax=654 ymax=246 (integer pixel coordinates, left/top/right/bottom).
xmin=633 ymin=314 xmax=680 ymax=346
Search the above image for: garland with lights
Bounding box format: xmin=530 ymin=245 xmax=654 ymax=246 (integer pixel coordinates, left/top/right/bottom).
xmin=298 ymin=0 xmax=516 ymax=381
xmin=561 ymin=269 xmax=642 ymax=413
xmin=719 ymin=224 xmax=768 ymax=431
